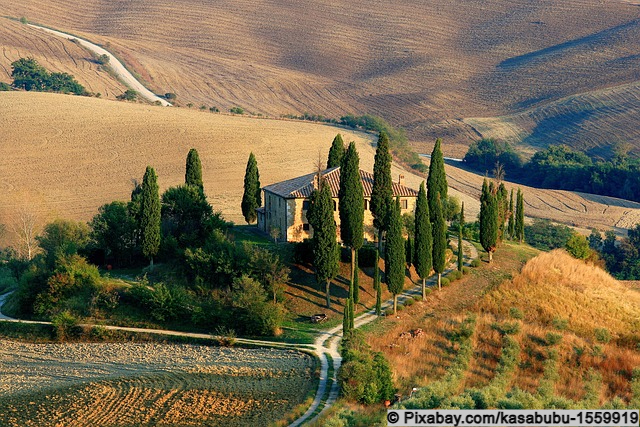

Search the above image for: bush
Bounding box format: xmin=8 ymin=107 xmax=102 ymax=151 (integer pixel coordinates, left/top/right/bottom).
xmin=51 ymin=310 xmax=80 ymax=341
xmin=525 ymin=219 xmax=572 ymax=251
xmin=229 ymin=106 xmax=244 ymax=114
xmin=545 ymin=332 xmax=563 ymax=346
xmin=413 ymin=294 xmax=422 ymax=301
xmin=403 ymin=298 xmax=414 ymax=307
xmin=117 ymin=89 xmax=137 ymax=101
xmin=565 ymin=233 xmax=590 ymax=259
xmin=492 ymin=321 xmax=521 ymax=336
xmin=440 ymin=278 xmax=450 ymax=287
xmin=447 ymin=270 xmax=462 ymax=281
xmin=164 ymin=92 xmax=177 ymax=100
xmin=509 ymin=307 xmax=523 ymax=319
xmin=594 ymin=328 xmax=611 ymax=344
xmin=552 ymin=317 xmax=568 ymax=330
xmin=470 ymin=258 xmax=481 ymax=267
xmin=358 ymin=245 xmax=378 ymax=268
xmin=462 ymin=266 xmax=470 ymax=275
xmin=0 ymin=82 xmax=11 ymax=91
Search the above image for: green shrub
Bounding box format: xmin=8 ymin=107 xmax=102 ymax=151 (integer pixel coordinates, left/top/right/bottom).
xmin=447 ymin=270 xmax=462 ymax=281
xmin=164 ymin=92 xmax=177 ymax=100
xmin=440 ymin=278 xmax=450 ymax=287
xmin=403 ymin=298 xmax=414 ymax=307
xmin=471 ymin=258 xmax=481 ymax=267
xmin=552 ymin=317 xmax=568 ymax=330
xmin=545 ymin=332 xmax=562 ymax=346
xmin=0 ymin=82 xmax=11 ymax=91
xmin=384 ymin=308 xmax=394 ymax=317
xmin=117 ymin=89 xmax=137 ymax=101
xmin=51 ymin=310 xmax=80 ymax=341
xmin=594 ymin=328 xmax=611 ymax=344
xmin=229 ymin=106 xmax=244 ymax=114
xmin=492 ymin=321 xmax=521 ymax=336
xmin=413 ymin=294 xmax=422 ymax=301
xmin=462 ymin=266 xmax=470 ymax=275
xmin=509 ymin=307 xmax=524 ymax=319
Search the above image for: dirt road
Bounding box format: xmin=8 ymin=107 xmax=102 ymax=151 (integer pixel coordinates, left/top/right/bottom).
xmin=26 ymin=23 xmax=171 ymax=106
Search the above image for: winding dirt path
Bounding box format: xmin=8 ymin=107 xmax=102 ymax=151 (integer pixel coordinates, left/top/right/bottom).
xmin=25 ymin=22 xmax=171 ymax=106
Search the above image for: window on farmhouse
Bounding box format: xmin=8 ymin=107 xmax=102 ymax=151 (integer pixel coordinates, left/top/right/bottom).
xmin=333 ymin=200 xmax=337 ymax=211
xmin=401 ymin=199 xmax=408 ymax=210
xmin=303 ymin=200 xmax=310 ymax=210
xmin=303 ymin=223 xmax=310 ymax=231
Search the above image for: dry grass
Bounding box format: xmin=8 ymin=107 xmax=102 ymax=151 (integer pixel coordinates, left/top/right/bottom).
xmin=1 ymin=1 xmax=640 ymax=153
xmin=365 ymin=244 xmax=640 ymax=406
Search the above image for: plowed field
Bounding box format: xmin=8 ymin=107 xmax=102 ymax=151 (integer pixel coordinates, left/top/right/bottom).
xmin=0 ymin=341 xmax=315 ymax=427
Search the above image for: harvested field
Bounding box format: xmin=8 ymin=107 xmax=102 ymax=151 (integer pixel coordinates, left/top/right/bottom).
xmin=1 ymin=91 xmax=638 ymax=254
xmin=0 ymin=19 xmax=127 ymax=99
xmin=1 ymin=1 xmax=640 ymax=153
xmin=0 ymin=341 xmax=316 ymax=427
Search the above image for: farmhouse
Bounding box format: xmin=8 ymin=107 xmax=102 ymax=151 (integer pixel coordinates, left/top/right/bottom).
xmin=257 ymin=167 xmax=418 ymax=242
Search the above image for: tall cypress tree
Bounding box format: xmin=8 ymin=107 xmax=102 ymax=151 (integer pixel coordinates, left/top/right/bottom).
xmin=307 ymin=179 xmax=339 ymax=308
xmin=371 ymin=131 xmax=394 ymax=241
xmin=374 ymin=252 xmax=382 ymax=315
xmin=185 ymin=148 xmax=203 ymax=189
xmin=386 ymin=198 xmax=405 ymax=314
xmin=343 ymin=297 xmax=351 ymax=334
xmin=458 ymin=202 xmax=465 ymax=271
xmin=508 ymin=189 xmax=515 ymax=239
xmin=140 ymin=166 xmax=161 ymax=268
xmin=241 ymin=152 xmax=261 ymax=224
xmin=480 ymin=178 xmax=498 ymax=262
xmin=327 ymin=134 xmax=345 ymax=169
xmin=414 ymin=182 xmax=432 ymax=301
xmin=427 ymin=138 xmax=448 ymax=223
xmin=432 ymin=194 xmax=447 ymax=289
xmin=459 ymin=201 xmax=465 ymax=233
xmin=516 ymin=189 xmax=525 ymax=243
xmin=339 ymin=142 xmax=364 ymax=306
xmin=353 ymin=251 xmax=360 ymax=304
xmin=497 ymin=183 xmax=508 ymax=242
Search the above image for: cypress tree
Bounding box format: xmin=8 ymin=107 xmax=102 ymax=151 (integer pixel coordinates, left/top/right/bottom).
xmin=353 ymin=251 xmax=360 ymax=304
xmin=516 ymin=189 xmax=525 ymax=243
xmin=497 ymin=183 xmax=508 ymax=242
xmin=307 ymin=179 xmax=339 ymax=308
xmin=241 ymin=152 xmax=261 ymax=224
xmin=140 ymin=166 xmax=161 ymax=268
xmin=339 ymin=142 xmax=364 ymax=304
xmin=185 ymin=148 xmax=203 ymax=189
xmin=374 ymin=252 xmax=382 ymax=315
xmin=508 ymin=189 xmax=515 ymax=239
xmin=480 ymin=178 xmax=499 ymax=262
xmin=457 ymin=224 xmax=463 ymax=272
xmin=405 ymin=236 xmax=413 ymax=268
xmin=349 ymin=297 xmax=355 ymax=329
xmin=427 ymin=138 xmax=448 ymax=223
xmin=371 ymin=131 xmax=394 ymax=243
xmin=414 ymin=182 xmax=432 ymax=301
xmin=343 ymin=297 xmax=351 ymax=334
xmin=327 ymin=134 xmax=345 ymax=169
xmin=386 ymin=198 xmax=405 ymax=314
xmin=432 ymin=194 xmax=447 ymax=289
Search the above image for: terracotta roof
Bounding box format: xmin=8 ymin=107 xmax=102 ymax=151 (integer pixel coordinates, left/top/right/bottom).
xmin=262 ymin=167 xmax=418 ymax=199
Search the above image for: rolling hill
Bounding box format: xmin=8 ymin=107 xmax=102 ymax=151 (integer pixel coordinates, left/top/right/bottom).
xmin=1 ymin=0 xmax=640 ymax=157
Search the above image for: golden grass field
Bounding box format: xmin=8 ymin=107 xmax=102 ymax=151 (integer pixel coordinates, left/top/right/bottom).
xmin=1 ymin=91 xmax=639 ymax=254
xmin=367 ymin=246 xmax=640 ymax=405
xmin=1 ymin=1 xmax=640 ymax=155
xmin=0 ymin=342 xmax=316 ymax=427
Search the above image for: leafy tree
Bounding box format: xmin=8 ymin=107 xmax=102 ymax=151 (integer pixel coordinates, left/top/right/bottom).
xmin=386 ymin=198 xmax=405 ymax=314
xmin=516 ymin=189 xmax=525 ymax=243
xmin=241 ymin=152 xmax=261 ymax=224
xmin=161 ymin=185 xmax=212 ymax=249
xmin=140 ymin=166 xmax=161 ymax=268
xmin=463 ymin=138 xmax=522 ymax=173
xmin=480 ymin=179 xmax=498 ymax=262
xmin=246 ymin=246 xmax=290 ymax=303
xmin=327 ymin=134 xmax=345 ymax=168
xmin=37 ymin=219 xmax=91 ymax=268
xmin=11 ymin=58 xmax=48 ymax=91
xmin=46 ymin=72 xmax=85 ymax=95
xmin=588 ymin=229 xmax=602 ymax=250
xmin=185 ymin=148 xmax=203 ymax=189
xmin=231 ymin=275 xmax=284 ymax=336
xmin=307 ymin=179 xmax=339 ymax=308
xmin=90 ymin=201 xmax=138 ymax=267
xmin=427 ymin=138 xmax=448 ymax=224
xmin=566 ymin=233 xmax=590 ymax=260
xmin=432 ymin=194 xmax=447 ymax=288
xmin=524 ymin=219 xmax=572 ymax=251
xmin=339 ymin=142 xmax=364 ymax=303
xmin=507 ymin=189 xmax=515 ymax=239
xmin=414 ymin=182 xmax=432 ymax=300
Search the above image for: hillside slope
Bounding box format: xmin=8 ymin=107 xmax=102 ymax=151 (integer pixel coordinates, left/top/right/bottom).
xmin=1 ymin=1 xmax=640 ymax=155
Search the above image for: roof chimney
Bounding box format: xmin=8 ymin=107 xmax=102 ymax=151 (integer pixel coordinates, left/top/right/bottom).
xmin=313 ymin=173 xmax=319 ymax=190
xmin=398 ymin=174 xmax=405 ymax=186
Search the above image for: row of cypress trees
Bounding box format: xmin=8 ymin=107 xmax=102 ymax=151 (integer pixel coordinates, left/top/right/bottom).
xmin=479 ymin=178 xmax=525 ymax=262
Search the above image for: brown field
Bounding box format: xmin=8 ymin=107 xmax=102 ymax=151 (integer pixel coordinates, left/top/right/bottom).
xmin=1 ymin=1 xmax=640 ymax=155
xmin=1 ymin=91 xmax=638 ymax=255
xmin=0 ymin=341 xmax=316 ymax=427
xmin=366 ymin=245 xmax=640 ymax=405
